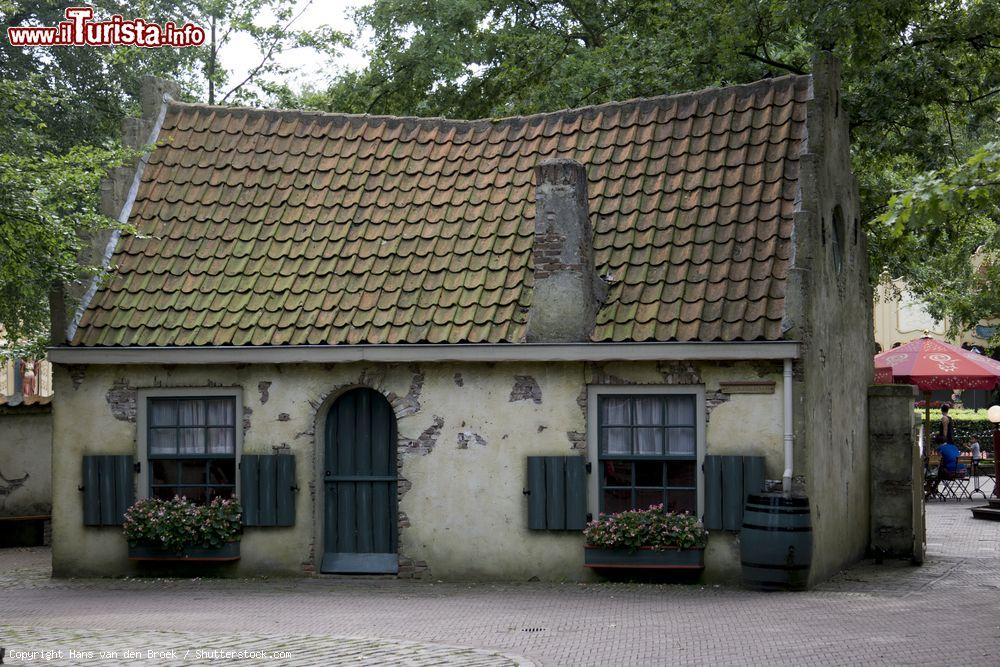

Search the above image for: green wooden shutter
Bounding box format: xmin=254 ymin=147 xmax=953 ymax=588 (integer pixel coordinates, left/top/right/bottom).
xmin=702 ymin=455 xmax=765 ymax=531
xmin=526 ymin=456 xmax=588 ymax=531
xmin=241 ymin=454 xmax=296 ymax=527
xmin=81 ymin=455 xmax=134 ymax=526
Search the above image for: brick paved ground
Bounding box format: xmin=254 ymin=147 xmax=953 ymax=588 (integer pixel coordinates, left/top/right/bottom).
xmin=2 ymin=500 xmax=998 ymax=666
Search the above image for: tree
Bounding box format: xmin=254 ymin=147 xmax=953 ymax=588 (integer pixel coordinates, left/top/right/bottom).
xmin=879 ymin=142 xmax=1000 ymax=341
xmin=0 ymin=1 xmax=344 ymax=353
xmin=294 ymin=0 xmax=1000 ymax=329
xmin=0 ymin=79 xmax=134 ymax=357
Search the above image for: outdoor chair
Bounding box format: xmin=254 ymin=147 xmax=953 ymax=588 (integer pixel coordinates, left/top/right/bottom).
xmin=938 ymin=467 xmax=971 ymax=500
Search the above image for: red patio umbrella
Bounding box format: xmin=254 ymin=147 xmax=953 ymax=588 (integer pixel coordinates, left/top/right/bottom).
xmin=874 ymin=337 xmax=1000 ymax=447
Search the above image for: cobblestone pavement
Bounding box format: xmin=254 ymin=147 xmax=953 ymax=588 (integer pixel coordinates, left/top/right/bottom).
xmin=2 ymin=501 xmax=998 ymax=666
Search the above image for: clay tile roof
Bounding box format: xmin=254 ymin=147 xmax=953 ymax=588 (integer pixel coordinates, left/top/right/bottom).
xmin=71 ymin=74 xmax=811 ymax=346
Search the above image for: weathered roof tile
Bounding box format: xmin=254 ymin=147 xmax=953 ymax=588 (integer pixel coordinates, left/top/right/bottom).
xmin=71 ymin=75 xmax=811 ymax=346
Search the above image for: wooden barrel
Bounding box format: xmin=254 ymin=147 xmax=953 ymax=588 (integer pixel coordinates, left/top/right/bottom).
xmin=740 ymin=493 xmax=812 ymax=590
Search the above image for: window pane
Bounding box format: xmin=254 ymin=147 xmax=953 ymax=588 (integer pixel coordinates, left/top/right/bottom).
xmin=634 ymin=397 xmax=662 ymax=425
xmin=180 ymin=460 xmax=206 ymax=484
xmin=149 ymin=428 xmax=177 ymax=455
xmin=636 ymin=489 xmax=664 ymax=510
xmin=151 ymin=486 xmax=178 ymax=501
xmin=150 ymin=400 xmax=176 ymax=426
xmin=209 ymin=486 xmax=235 ymax=501
xmin=667 ymin=490 xmax=696 ymax=514
xmin=151 ymin=460 xmax=179 ymax=485
xmin=602 ymin=460 xmax=631 ymax=486
xmin=209 ymin=460 xmax=236 ymax=486
xmin=207 ymin=427 xmax=234 ymax=454
xmin=177 ymin=399 xmax=205 ymax=426
xmin=666 ymin=395 xmax=695 ymax=426
xmin=635 ymin=461 xmax=663 ymax=486
xmin=602 ymin=488 xmax=631 ymax=515
xmin=179 ymin=427 xmax=206 ymax=454
xmin=635 ymin=428 xmax=664 ymax=455
xmin=668 ymin=427 xmax=696 ymax=455
xmin=667 ymin=460 xmax=697 ymax=487
xmin=600 ymin=397 xmax=631 ymax=426
xmin=206 ymin=399 xmax=234 ymax=426
xmin=602 ymin=427 xmax=631 ymax=455
xmin=176 ymin=487 xmax=207 ymax=504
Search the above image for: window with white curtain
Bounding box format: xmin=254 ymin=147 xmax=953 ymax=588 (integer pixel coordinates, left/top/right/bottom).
xmin=147 ymin=396 xmax=236 ymax=504
xmin=598 ymin=394 xmax=697 ymax=515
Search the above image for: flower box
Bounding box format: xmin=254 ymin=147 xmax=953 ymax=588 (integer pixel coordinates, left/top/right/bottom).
xmin=123 ymin=496 xmax=243 ymax=565
xmin=584 ymin=546 xmax=704 ymax=570
xmin=128 ymin=541 xmax=240 ymax=562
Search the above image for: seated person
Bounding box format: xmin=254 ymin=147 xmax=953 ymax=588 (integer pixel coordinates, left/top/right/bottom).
xmin=936 ymin=441 xmax=965 ymax=478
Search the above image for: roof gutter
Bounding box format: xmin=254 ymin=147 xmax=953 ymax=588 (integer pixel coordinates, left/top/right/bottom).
xmin=48 ymin=341 xmax=800 ymax=365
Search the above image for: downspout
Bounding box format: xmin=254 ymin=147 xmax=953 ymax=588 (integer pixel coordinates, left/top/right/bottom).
xmin=782 ymin=358 xmax=794 ymax=495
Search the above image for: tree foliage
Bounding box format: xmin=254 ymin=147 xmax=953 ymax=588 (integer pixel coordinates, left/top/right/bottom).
xmin=880 ymin=142 xmax=1000 ymax=340
xmin=0 ymin=0 xmax=342 ymax=353
xmin=294 ymin=0 xmax=1000 ymax=331
xmin=0 ymin=79 xmax=134 ymax=356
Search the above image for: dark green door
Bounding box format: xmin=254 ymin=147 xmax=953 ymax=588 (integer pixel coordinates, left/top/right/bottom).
xmin=321 ymin=388 xmax=398 ymax=574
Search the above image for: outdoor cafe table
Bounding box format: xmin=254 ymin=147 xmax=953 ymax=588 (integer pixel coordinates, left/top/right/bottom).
xmin=925 ymin=456 xmax=996 ymax=500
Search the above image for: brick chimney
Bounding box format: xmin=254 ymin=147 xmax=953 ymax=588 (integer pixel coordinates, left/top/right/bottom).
xmin=526 ymin=158 xmax=603 ymax=342
xmin=51 ymin=76 xmax=180 ymax=344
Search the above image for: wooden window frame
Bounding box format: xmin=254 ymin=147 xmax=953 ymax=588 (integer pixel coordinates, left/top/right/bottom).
xmin=137 ymin=387 xmax=243 ymax=500
xmin=587 ymin=385 xmax=705 ymax=519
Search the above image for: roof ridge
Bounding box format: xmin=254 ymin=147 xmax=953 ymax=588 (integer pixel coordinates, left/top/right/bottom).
xmin=169 ymin=73 xmax=810 ymax=127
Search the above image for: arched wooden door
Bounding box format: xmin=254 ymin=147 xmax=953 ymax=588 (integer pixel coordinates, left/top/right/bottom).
xmin=321 ymin=388 xmax=398 ymax=574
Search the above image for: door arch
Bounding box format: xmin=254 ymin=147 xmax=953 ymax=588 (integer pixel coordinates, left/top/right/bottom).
xmin=321 ymin=387 xmax=398 ymax=574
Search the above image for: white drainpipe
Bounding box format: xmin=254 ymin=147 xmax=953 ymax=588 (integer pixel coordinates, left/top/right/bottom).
xmin=782 ymin=358 xmax=794 ymax=495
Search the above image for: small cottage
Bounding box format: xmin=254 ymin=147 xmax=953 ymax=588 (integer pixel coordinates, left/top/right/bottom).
xmin=48 ymin=54 xmax=874 ymax=584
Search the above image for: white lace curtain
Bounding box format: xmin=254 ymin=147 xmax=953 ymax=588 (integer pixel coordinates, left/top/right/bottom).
xmin=149 ymin=398 xmax=234 ymax=455
xmin=600 ymin=395 xmax=696 ymax=456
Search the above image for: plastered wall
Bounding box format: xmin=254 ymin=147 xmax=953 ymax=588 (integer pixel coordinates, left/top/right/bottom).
xmin=783 ymin=55 xmax=876 ymax=584
xmin=51 ymin=359 xmax=784 ymax=580
xmin=0 ymin=408 xmax=52 ymax=518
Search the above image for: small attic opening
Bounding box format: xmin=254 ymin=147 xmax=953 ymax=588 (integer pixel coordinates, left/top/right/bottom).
xmin=832 ymin=205 xmax=846 ymax=274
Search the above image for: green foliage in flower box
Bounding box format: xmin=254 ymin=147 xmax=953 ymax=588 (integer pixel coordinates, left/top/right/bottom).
xmin=123 ymin=496 xmax=242 ymax=552
xmin=584 ymin=504 xmax=708 ymax=551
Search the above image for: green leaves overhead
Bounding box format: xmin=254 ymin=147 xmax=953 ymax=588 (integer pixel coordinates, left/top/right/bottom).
xmin=296 ymin=0 xmax=1000 ymax=336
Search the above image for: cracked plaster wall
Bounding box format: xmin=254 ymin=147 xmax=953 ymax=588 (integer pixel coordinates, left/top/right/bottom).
xmin=0 ymin=410 xmax=52 ymax=518
xmin=51 ymin=359 xmax=785 ymax=581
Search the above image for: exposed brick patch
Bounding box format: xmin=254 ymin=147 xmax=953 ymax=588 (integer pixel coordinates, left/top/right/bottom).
xmin=277 ymin=413 xmax=290 ymax=422
xmin=453 ymin=373 xmax=464 ymax=387
xmin=243 ymin=406 xmax=253 ymax=435
xmin=705 ymin=391 xmax=730 ymax=422
xmin=457 ymin=431 xmax=488 ymax=449
xmin=258 ymin=381 xmax=272 ymax=404
xmin=105 ymin=380 xmax=137 ymax=422
xmin=400 ymin=416 xmax=444 ymax=456
xmin=532 ymin=229 xmax=580 ymax=280
xmin=397 ymin=555 xmax=429 ymax=579
xmin=567 ymin=430 xmax=586 ymax=450
xmin=509 ymin=375 xmax=542 ymax=404
xmin=588 ymin=363 xmax=636 ymax=386
xmin=388 ymin=367 xmax=424 ymax=418
xmin=67 ymin=365 xmax=86 ymax=390
xmin=657 ymin=361 xmax=702 ymax=385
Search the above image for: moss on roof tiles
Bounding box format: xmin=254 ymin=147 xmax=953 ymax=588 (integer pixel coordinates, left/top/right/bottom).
xmin=71 ymin=75 xmax=811 ymax=347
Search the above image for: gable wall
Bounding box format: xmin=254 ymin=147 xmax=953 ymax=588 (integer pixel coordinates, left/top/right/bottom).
xmin=51 ymin=359 xmax=784 ymax=581
xmin=783 ymin=54 xmax=876 ymax=583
